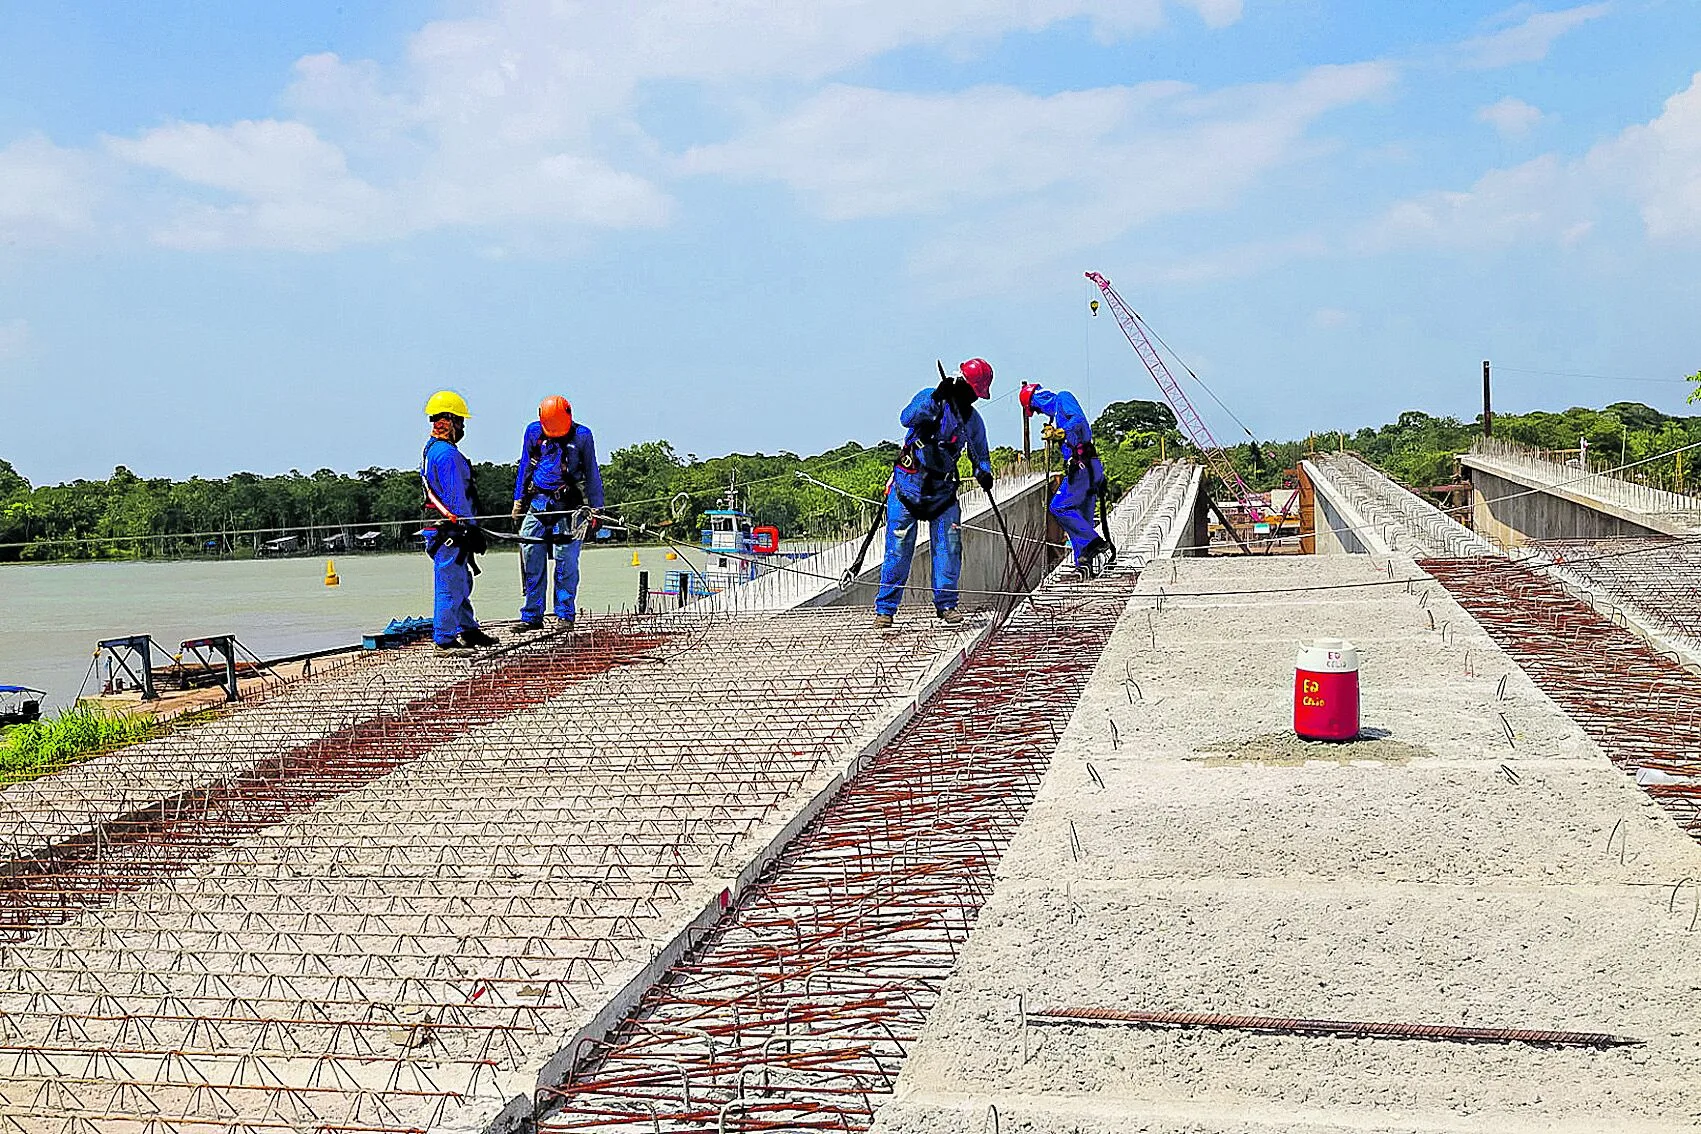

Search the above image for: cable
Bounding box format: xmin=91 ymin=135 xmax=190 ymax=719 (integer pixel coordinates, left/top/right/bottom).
xmin=1129 ymin=306 xmax=1258 ymax=443
xmin=1495 ymin=366 xmax=1692 ymax=386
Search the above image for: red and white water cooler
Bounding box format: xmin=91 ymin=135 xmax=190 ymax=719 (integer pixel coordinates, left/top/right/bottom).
xmin=1293 ymin=638 xmax=1360 ymax=741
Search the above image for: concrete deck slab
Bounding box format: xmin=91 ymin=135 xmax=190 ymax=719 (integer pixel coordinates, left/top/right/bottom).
xmin=872 ymin=555 xmax=1701 ymax=1134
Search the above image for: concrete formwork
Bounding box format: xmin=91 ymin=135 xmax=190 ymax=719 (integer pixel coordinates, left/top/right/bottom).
xmin=871 ymin=555 xmax=1701 ymax=1133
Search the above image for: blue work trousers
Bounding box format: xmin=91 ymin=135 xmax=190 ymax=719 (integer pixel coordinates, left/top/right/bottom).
xmin=428 ymin=539 xmax=478 ymax=645
xmin=875 ymin=494 xmax=963 ymax=615
xmin=519 ymin=503 xmax=583 ymax=621
xmin=1052 ymin=460 xmax=1106 ymax=562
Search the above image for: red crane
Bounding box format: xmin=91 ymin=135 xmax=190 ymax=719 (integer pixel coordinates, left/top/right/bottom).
xmin=1085 ymin=270 xmax=1261 ymax=517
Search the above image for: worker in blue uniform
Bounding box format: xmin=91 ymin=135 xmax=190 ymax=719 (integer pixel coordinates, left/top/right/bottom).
xmin=420 ymin=390 xmax=497 ymax=653
xmin=1021 ymin=382 xmax=1111 ymax=572
xmin=511 ymin=395 xmax=604 ymax=632
xmin=873 ymin=358 xmax=996 ymax=629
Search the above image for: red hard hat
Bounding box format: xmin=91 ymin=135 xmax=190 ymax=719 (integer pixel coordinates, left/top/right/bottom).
xmin=538 ymin=395 xmax=573 ymax=439
xmin=1019 ymin=382 xmax=1038 ymax=415
xmin=960 ymin=358 xmax=993 ymax=399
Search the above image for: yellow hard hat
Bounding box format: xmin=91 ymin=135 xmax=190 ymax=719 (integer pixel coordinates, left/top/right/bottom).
xmin=424 ymin=390 xmax=471 ymax=419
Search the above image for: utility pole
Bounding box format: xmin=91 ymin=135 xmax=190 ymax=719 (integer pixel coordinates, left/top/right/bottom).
xmin=1482 ymin=360 xmax=1493 ymax=438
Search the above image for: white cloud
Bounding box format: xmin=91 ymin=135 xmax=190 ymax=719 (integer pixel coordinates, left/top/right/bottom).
xmin=1478 ymin=96 xmax=1545 ymax=137
xmin=682 ymin=62 xmax=1395 ymax=289
xmin=1312 ymin=307 xmax=1354 ymax=330
xmin=1368 ymin=71 xmax=1701 ymax=251
xmin=1459 ymin=4 xmax=1610 ymax=70
xmin=0 ymin=318 xmax=30 ymax=361
xmin=1589 ymin=72 xmax=1701 ymax=240
xmin=91 ymin=0 xmax=1243 ymax=252
xmin=0 ymin=134 xmax=98 ymax=246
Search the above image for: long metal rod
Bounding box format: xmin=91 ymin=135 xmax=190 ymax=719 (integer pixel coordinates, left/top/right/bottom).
xmin=1029 ymin=1006 xmax=1642 ymax=1048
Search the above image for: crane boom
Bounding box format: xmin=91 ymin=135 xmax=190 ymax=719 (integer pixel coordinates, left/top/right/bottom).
xmin=1085 ymin=271 xmax=1260 ymax=513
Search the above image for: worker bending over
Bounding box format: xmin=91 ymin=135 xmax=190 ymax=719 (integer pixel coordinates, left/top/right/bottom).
xmin=511 ymin=395 xmax=604 ymax=632
xmin=421 ymin=391 xmax=498 ymax=653
xmin=874 ymin=358 xmax=995 ymax=629
xmin=1021 ymin=382 xmax=1112 ymax=572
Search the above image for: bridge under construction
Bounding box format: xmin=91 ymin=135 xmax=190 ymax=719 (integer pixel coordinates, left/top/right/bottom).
xmin=5 ymin=451 xmax=1701 ymax=1133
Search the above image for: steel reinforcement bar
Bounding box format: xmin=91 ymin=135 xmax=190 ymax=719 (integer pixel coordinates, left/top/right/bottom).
xmin=536 ymin=568 xmax=1140 ymax=1132
xmin=1421 ymin=557 xmax=1701 ymax=834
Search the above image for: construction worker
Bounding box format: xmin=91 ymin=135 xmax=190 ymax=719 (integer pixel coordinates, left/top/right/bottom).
xmin=873 ymin=359 xmax=995 ymax=629
xmin=511 ymin=395 xmax=604 ymax=632
xmin=421 ymin=390 xmax=498 ymax=652
xmin=1020 ymin=382 xmax=1111 ymax=572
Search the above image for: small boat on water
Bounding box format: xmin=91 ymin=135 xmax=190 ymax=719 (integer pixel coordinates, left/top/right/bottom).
xmin=0 ymin=686 xmax=44 ymax=726
xmin=660 ymin=477 xmax=786 ymax=601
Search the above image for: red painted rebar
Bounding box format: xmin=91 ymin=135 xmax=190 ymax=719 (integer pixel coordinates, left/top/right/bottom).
xmin=538 ymin=569 xmax=1137 ymax=1132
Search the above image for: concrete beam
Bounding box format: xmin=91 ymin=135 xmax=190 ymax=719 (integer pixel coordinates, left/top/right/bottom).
xmin=1299 ymin=459 xmax=1394 ymax=554
xmin=1462 ymin=453 xmax=1699 ymax=542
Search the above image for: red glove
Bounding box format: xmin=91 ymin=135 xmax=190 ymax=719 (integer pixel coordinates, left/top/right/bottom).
xmin=1019 ymin=382 xmax=1039 ymax=416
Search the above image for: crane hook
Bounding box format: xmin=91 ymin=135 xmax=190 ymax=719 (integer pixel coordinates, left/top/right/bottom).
xmin=1089 ymin=300 xmax=1100 ymax=316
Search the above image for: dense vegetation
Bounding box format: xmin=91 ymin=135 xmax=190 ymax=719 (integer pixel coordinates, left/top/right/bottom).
xmin=6 ymin=397 xmax=1701 ymax=561
xmin=0 ymin=705 xmax=161 ymax=783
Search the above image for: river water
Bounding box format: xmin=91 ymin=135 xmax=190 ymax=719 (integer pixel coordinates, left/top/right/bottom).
xmin=0 ymin=547 xmax=681 ymax=707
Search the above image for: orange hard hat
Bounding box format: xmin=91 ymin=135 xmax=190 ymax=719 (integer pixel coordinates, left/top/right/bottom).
xmin=538 ymin=395 xmax=573 ymax=438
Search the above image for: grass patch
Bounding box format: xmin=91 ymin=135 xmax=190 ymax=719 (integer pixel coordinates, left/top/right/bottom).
xmin=0 ymin=705 xmax=162 ymax=784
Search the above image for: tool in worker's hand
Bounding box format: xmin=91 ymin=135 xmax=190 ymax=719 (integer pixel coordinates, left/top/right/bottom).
xmin=842 ymin=481 xmax=892 ymax=587
xmin=983 ymin=478 xmax=1022 ymax=578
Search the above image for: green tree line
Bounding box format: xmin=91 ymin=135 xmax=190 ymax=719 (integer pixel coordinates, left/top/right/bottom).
xmin=6 ymin=397 xmax=1699 ymax=562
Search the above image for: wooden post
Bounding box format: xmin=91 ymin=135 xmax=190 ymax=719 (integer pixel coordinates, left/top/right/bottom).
xmin=1482 ymin=360 xmax=1493 ymax=438
xmin=1022 ymin=414 xmax=1031 ymax=461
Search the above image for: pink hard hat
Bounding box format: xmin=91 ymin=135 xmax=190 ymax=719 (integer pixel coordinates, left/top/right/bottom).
xmin=959 ymin=358 xmax=994 ymax=399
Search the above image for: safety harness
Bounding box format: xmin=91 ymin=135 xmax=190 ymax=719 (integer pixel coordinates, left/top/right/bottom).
xmin=420 ymin=439 xmax=488 ymax=574
xmin=896 ymin=401 xmax=974 ymax=522
xmin=516 ymin=426 xmax=598 ymax=550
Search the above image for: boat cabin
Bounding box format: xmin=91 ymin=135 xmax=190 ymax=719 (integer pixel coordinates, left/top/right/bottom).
xmin=0 ymin=686 xmax=44 ymax=727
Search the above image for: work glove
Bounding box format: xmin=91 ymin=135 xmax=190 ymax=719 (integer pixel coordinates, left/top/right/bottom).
xmin=932 ymin=376 xmax=955 ymax=403
xmin=975 ymin=469 xmax=994 ymax=494
xmin=510 ymin=500 xmax=525 ymax=519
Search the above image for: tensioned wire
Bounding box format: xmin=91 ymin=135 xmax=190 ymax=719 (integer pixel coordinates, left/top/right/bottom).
xmin=10 ymin=437 xmax=1701 ymax=605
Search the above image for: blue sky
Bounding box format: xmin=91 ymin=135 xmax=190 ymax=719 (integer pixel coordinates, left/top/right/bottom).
xmin=1 ymin=1 xmax=1698 ymax=482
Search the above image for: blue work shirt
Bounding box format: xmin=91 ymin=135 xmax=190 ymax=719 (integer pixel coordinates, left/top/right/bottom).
xmin=421 ymin=437 xmax=474 ymax=521
xmin=1028 ymin=387 xmax=1093 ymax=462
xmin=514 ymin=421 xmax=605 ymax=508
xmin=899 ymin=388 xmax=992 ymax=476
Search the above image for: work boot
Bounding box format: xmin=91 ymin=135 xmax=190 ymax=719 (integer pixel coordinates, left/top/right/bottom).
xmin=559 ymin=618 xmax=577 ymax=633
xmin=517 ymin=620 xmax=544 ymax=633
xmin=937 ymin=607 xmax=964 ymax=625
xmin=872 ymin=613 xmax=894 ymax=630
xmin=434 ymin=640 xmax=472 ymax=656
xmin=459 ymin=627 xmax=500 ymax=648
